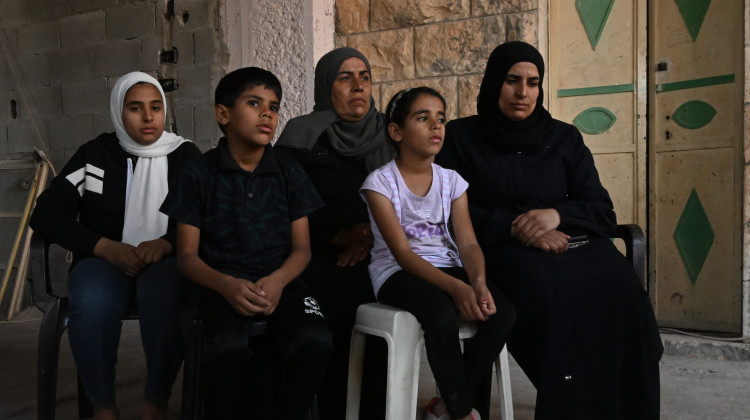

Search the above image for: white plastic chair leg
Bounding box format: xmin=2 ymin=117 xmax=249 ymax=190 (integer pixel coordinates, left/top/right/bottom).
xmin=496 ymin=346 xmax=514 ymax=420
xmin=346 ymin=303 xmax=424 ymax=420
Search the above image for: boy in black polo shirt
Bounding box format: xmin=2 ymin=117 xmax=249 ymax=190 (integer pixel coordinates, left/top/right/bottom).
xmin=161 ymin=67 xmax=331 ymax=419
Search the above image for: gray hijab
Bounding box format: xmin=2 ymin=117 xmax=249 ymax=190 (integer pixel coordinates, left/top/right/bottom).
xmin=276 ymin=47 xmax=395 ymax=171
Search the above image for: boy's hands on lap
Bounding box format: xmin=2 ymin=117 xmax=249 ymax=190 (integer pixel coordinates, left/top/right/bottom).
xmin=134 ymin=238 xmax=173 ymax=264
xmin=219 ymin=276 xmax=270 ymax=316
xmin=94 ymin=237 xmax=146 ymax=277
xmin=255 ymin=276 xmax=285 ymax=315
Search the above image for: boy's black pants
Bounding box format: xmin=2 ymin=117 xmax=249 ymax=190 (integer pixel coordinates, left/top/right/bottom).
xmin=198 ymin=278 xmax=332 ymax=420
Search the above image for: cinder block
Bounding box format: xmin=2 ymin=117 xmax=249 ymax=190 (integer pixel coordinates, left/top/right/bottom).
xmin=17 ymin=22 xmax=60 ymax=54
xmin=174 ymin=0 xmax=212 ymax=29
xmin=47 ymin=114 xmax=93 ymax=152
xmin=29 ymin=85 xmax=63 ymax=119
xmin=61 ymin=79 xmax=108 ymax=116
xmin=193 ymin=101 xmax=220 ymax=144
xmin=7 ymin=119 xmax=45 ymax=154
xmin=48 ymin=49 xmax=94 ymax=85
xmin=71 ymin=0 xmax=117 ymax=14
xmin=92 ymin=110 xmax=114 ymax=136
xmin=93 ymin=39 xmax=141 ymax=77
xmin=0 ymin=91 xmax=14 ymax=125
xmin=172 ymin=30 xmax=195 ymax=66
xmin=51 ymin=149 xmax=72 ymax=176
xmin=173 ymin=102 xmax=195 ymax=141
xmin=25 ymin=0 xmax=71 ymax=23
xmin=16 ymin=53 xmax=50 ymax=88
xmin=106 ymin=3 xmax=157 ymax=40
xmin=61 ymin=11 xmax=106 ymax=49
xmin=0 ymin=124 xmax=8 ymax=154
xmin=1 ymin=90 xmax=31 ymax=123
xmin=0 ymin=0 xmax=27 ymax=27
xmin=173 ymin=65 xmax=211 ymax=103
xmin=139 ymin=36 xmax=163 ymax=73
xmin=193 ymin=29 xmax=217 ymax=66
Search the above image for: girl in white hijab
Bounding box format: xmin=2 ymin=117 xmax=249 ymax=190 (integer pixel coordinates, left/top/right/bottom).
xmin=31 ymin=71 xmax=201 ymax=419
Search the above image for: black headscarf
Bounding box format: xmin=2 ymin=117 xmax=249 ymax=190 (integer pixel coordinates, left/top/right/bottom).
xmin=276 ymin=47 xmax=396 ymax=171
xmin=477 ymin=41 xmax=552 ymax=154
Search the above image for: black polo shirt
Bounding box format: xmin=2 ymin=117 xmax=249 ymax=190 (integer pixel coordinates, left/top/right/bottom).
xmin=161 ymin=138 xmax=323 ymax=281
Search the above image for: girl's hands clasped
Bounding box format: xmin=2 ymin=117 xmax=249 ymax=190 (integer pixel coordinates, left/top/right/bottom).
xmin=472 ymin=281 xmax=497 ymax=319
xmin=451 ymin=281 xmax=492 ymax=322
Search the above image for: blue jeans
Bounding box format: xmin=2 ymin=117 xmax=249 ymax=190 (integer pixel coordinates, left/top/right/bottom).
xmin=67 ymin=256 xmax=185 ymax=407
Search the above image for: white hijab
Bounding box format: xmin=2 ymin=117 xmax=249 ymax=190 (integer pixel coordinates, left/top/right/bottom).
xmin=111 ymin=71 xmax=189 ymax=246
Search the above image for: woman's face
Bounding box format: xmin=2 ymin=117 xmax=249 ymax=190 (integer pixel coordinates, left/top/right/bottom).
xmin=497 ymin=61 xmax=540 ymax=121
xmin=122 ymin=83 xmax=165 ymax=145
xmin=330 ymin=57 xmax=372 ymax=122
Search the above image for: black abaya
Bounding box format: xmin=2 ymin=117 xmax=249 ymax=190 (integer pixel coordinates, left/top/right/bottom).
xmin=437 ymin=116 xmax=663 ymax=420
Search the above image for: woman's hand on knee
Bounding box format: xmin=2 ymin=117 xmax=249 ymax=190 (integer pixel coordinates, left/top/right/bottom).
xmin=335 ymin=242 xmax=370 ymax=266
xmin=94 ymin=237 xmax=146 ymax=277
xmin=532 ymin=230 xmax=570 ymax=253
xmin=511 ymin=209 xmax=560 ymax=245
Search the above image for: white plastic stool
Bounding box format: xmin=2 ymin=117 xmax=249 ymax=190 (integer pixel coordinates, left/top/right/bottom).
xmin=346 ymin=302 xmax=514 ymax=420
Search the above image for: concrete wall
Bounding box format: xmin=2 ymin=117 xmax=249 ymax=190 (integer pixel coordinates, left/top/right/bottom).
xmin=742 ymin=0 xmax=750 ymax=339
xmin=333 ymin=0 xmax=540 ymax=120
xmin=0 ymin=0 xmax=225 ymax=173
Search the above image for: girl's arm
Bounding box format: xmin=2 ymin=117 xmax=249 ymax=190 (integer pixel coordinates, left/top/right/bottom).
xmin=255 ymin=216 xmax=313 ymax=315
xmin=176 ymin=222 xmax=270 ymax=316
xmin=366 ymin=190 xmax=486 ymax=321
xmin=450 ymin=193 xmax=496 ymax=318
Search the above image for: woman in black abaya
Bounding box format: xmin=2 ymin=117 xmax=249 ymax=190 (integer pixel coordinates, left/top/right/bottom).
xmin=436 ymin=41 xmax=663 ymax=420
xmin=274 ymin=47 xmax=392 ymax=420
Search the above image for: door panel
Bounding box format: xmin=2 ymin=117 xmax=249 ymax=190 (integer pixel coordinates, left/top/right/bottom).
xmin=653 ymin=149 xmax=739 ymax=330
xmin=549 ymin=0 xmax=646 ymax=227
xmin=550 ymin=0 xmax=743 ymax=332
xmin=650 ymin=0 xmax=742 ymax=332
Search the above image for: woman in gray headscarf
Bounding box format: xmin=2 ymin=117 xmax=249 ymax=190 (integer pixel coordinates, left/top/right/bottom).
xmin=275 ymin=47 xmax=394 ymax=420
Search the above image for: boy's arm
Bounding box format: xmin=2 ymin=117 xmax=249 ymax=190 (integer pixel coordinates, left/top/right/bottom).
xmin=255 ymin=216 xmax=312 ymax=315
xmin=450 ymin=192 xmax=496 ymax=318
xmin=366 ymin=190 xmax=486 ymax=321
xmin=176 ymin=222 xmax=270 ymax=316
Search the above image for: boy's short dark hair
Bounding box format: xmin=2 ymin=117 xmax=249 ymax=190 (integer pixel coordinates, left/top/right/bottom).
xmin=215 ymin=67 xmax=283 ymax=133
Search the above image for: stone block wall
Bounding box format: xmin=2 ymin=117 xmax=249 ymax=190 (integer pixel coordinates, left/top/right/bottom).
xmin=334 ymin=0 xmax=540 ymax=120
xmin=0 ymin=0 xmax=226 ymax=172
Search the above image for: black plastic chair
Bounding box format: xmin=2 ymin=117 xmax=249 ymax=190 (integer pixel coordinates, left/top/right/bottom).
xmin=613 ymin=224 xmax=647 ymax=289
xmin=30 ymin=232 xmax=139 ymax=420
